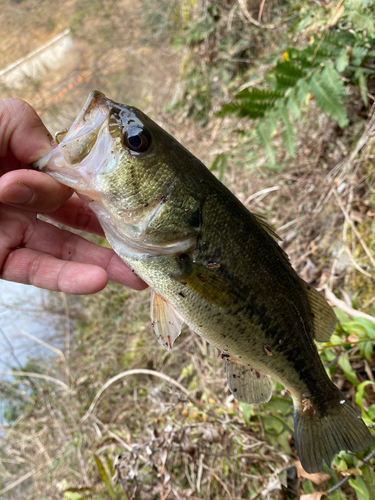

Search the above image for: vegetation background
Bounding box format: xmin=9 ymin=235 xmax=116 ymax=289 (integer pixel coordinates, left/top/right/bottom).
xmin=0 ymin=0 xmax=374 ymax=499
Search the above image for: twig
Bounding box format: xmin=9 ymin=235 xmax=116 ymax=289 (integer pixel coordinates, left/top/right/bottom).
xmin=19 ymin=329 xmax=66 ymax=363
xmin=0 ymin=469 xmax=37 ymax=495
xmin=81 ymin=368 xmax=207 ymax=423
xmin=258 ymin=0 xmax=267 ymax=22
xmin=0 ymin=371 xmax=69 ymax=390
xmin=245 ymin=185 xmax=280 ymax=204
xmin=238 ymin=0 xmax=260 ymax=26
xmin=333 ymin=189 xmax=375 ymax=271
xmin=326 ymin=448 xmax=375 ymax=495
xmin=201 ymin=463 xmax=233 ymax=500
xmin=324 ymin=287 xmax=375 ymax=323
xmin=0 ymin=380 xmax=32 ymax=401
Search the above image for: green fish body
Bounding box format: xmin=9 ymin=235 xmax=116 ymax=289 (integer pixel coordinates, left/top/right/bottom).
xmin=34 ymin=91 xmax=373 ymax=472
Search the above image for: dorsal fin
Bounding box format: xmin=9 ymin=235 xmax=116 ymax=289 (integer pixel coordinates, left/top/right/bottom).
xmin=253 ymin=213 xmax=281 ymax=242
xmin=150 ymin=291 xmax=184 ymax=351
xmin=300 ymin=279 xmax=337 ymax=343
xmin=224 ymin=354 xmax=273 ymax=404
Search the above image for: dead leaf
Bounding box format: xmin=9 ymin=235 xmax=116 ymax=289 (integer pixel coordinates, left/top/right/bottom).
xmin=295 ymin=461 xmax=331 ymax=485
xmin=300 ymin=493 xmax=326 ymax=500
xmin=347 ymin=333 xmax=359 ymax=344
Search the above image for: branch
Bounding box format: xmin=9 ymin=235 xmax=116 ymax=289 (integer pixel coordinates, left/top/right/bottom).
xmin=326 ymin=448 xmax=375 ymax=495
xmin=81 ymin=368 xmax=207 ymax=423
xmin=324 ymin=287 xmax=375 ymax=323
xmin=0 ymin=371 xmax=69 ymax=391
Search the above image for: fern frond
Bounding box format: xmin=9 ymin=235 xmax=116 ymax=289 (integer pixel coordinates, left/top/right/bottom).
xmin=355 ymin=68 xmax=368 ymax=107
xmin=277 ymin=105 xmax=295 ymax=158
xmin=287 ymin=91 xmax=302 ymax=119
xmin=256 ymin=123 xmax=276 ymax=165
xmin=266 ymin=111 xmax=278 ymax=138
xmin=309 ymin=70 xmax=348 ymax=127
xmin=297 ymin=81 xmax=312 ymax=106
xmin=235 ymin=88 xmax=284 ymax=102
xmin=218 ymin=88 xmax=285 ymax=119
xmin=274 ymin=60 xmax=308 ymax=89
xmin=322 ymin=63 xmax=347 ymax=99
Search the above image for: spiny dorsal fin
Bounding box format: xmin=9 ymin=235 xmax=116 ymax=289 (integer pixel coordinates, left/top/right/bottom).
xmin=224 ymin=354 xmax=273 ymax=404
xmin=150 ymin=290 xmax=184 ymax=351
xmin=300 ymin=279 xmax=337 ymax=343
xmin=253 ymin=213 xmax=281 ymax=242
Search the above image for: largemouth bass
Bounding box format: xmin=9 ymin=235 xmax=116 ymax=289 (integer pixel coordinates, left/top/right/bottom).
xmin=33 ymin=91 xmax=373 ymax=473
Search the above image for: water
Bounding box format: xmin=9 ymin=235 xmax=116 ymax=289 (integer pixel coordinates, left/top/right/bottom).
xmin=0 ymin=280 xmax=65 ymax=424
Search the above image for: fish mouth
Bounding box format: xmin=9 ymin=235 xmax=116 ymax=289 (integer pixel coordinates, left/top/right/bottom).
xmin=32 ymin=90 xmax=115 ymax=191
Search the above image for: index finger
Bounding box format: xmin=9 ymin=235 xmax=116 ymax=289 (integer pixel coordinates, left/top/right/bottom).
xmin=0 ymin=98 xmax=53 ymax=165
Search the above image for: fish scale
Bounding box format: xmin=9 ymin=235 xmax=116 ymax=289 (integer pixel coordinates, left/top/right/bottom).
xmin=33 ymin=90 xmax=373 ymax=473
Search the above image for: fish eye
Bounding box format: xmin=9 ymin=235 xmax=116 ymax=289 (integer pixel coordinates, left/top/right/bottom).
xmin=123 ymin=127 xmax=151 ymax=153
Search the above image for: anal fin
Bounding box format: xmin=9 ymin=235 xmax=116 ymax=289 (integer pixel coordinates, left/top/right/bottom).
xmin=300 ymin=280 xmax=337 ymax=342
xmin=224 ymin=355 xmax=273 ymax=404
xmin=151 ymin=291 xmax=184 ymax=352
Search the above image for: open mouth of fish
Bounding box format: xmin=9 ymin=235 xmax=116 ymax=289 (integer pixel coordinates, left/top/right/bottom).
xmin=34 ymin=91 xmax=115 ymax=197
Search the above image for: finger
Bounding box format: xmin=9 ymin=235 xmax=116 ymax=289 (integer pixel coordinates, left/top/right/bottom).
xmin=0 ymin=204 xmax=146 ymax=290
xmin=2 ymin=247 xmax=109 ymax=294
xmin=25 ymin=217 xmax=147 ymax=290
xmin=0 ymin=169 xmax=73 ymax=212
xmin=46 ymin=193 xmax=105 ymax=236
xmin=0 ymin=98 xmax=53 ymax=164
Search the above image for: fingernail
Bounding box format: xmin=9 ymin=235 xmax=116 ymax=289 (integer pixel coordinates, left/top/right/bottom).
xmin=2 ymin=182 xmax=33 ymax=204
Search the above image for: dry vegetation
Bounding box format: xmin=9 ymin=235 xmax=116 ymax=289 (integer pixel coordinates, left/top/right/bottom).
xmin=0 ymin=1 xmax=374 ymax=499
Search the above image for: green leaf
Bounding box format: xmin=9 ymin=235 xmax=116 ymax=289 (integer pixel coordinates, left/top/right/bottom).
xmin=348 ymin=476 xmax=370 ymax=500
xmin=362 ymin=466 xmax=375 ymax=498
xmin=266 ymin=111 xmax=278 ymax=138
xmin=309 ymin=70 xmax=348 ymax=128
xmin=64 ymin=493 xmax=84 ymax=500
xmin=297 ymin=81 xmax=311 ymax=106
xmin=210 ymin=153 xmax=228 ymax=181
xmin=256 ymin=122 xmax=276 ymax=165
xmin=334 ymin=307 xmax=350 ymax=324
xmin=322 ymin=62 xmax=347 ymax=99
xmin=338 ymin=353 xmax=359 ymax=387
xmin=335 ymin=48 xmax=350 ymax=73
xmin=355 ymin=68 xmax=369 ymax=107
xmin=278 ymin=105 xmax=295 ymax=157
xmin=328 ymin=489 xmax=348 ymax=500
xmin=349 ymin=318 xmax=375 ymax=339
xmin=360 ymin=341 xmax=373 ymax=362
xmin=347 ymin=9 xmax=375 ymax=34
xmin=368 ymin=404 xmax=375 ymax=419
xmin=355 ymin=381 xmax=374 ymax=410
xmin=351 ymin=47 xmax=369 ymax=66
xmin=240 ymin=403 xmax=252 ymax=427
xmin=287 ymin=91 xmax=302 ymax=119
xmin=302 ymin=478 xmax=315 ymax=494
xmin=94 ymin=454 xmax=116 ymax=500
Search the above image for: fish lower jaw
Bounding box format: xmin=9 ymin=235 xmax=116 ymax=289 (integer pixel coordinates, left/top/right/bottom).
xmin=113 ymin=233 xmax=198 ymax=259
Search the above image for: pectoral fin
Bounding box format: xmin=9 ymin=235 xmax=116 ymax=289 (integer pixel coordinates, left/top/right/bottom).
xmin=224 ymin=355 xmax=273 ymax=404
xmin=301 ymin=280 xmax=337 ymax=342
xmin=150 ymin=290 xmax=184 ymax=351
xmin=171 ymin=258 xmax=242 ymax=308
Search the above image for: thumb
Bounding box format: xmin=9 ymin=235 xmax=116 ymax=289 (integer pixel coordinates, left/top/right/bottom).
xmin=0 ymin=98 xmax=53 ymax=164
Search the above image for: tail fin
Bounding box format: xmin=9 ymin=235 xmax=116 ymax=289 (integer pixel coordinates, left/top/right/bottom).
xmin=294 ymin=395 xmax=373 ymax=473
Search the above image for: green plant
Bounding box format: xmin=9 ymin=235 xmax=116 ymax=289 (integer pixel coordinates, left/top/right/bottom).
xmin=218 ymin=20 xmax=375 ymax=165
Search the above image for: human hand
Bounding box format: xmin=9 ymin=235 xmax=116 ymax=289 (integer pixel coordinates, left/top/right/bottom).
xmin=0 ymin=98 xmax=147 ymax=294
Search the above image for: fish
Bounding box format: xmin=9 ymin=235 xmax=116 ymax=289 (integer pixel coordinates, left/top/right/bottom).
xmin=33 ymin=91 xmax=373 ymax=473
